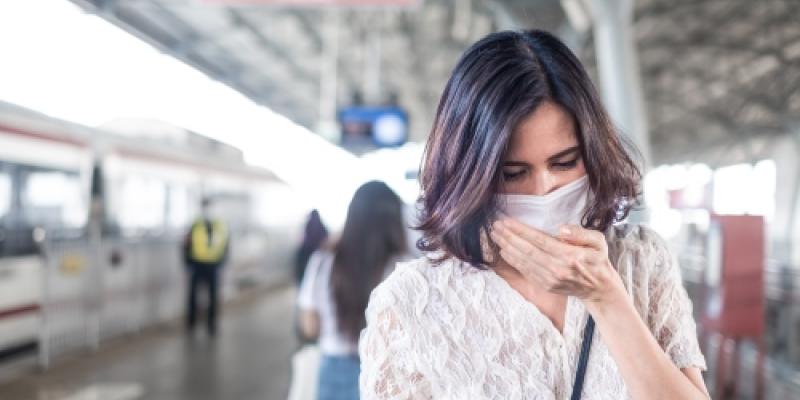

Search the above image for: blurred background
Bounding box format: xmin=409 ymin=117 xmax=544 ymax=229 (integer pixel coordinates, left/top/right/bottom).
xmin=0 ymin=0 xmax=797 ymax=399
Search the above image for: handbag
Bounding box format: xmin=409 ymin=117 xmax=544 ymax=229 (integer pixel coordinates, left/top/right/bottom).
xmin=570 ymin=316 xmax=596 ymax=400
xmin=288 ymin=252 xmax=328 ymax=400
xmin=287 ymin=344 xmax=322 ymax=400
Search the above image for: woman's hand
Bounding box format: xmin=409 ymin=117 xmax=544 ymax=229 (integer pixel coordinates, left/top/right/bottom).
xmin=490 ymin=218 xmax=625 ymax=305
xmin=492 ymin=219 xmax=710 ymax=399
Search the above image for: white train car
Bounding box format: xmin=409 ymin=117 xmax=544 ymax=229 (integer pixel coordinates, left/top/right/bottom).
xmin=0 ymin=101 xmax=305 ymax=362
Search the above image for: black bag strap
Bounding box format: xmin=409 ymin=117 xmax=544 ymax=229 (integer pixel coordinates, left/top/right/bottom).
xmin=570 ymin=316 xmax=596 ymax=400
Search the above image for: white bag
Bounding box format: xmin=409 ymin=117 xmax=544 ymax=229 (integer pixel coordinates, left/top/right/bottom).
xmin=287 ymin=344 xmax=321 ymax=400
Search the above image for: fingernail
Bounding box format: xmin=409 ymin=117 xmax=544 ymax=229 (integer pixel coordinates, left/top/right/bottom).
xmin=560 ymin=226 xmax=571 ymax=236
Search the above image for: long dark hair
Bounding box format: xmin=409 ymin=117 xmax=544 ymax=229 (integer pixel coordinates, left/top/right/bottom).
xmin=295 ymin=209 xmax=328 ymax=284
xmin=416 ymin=29 xmax=642 ymax=268
xmin=331 ymin=181 xmax=407 ymax=342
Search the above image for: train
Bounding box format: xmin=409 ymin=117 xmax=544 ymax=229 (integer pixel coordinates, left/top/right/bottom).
xmin=0 ymin=100 xmax=306 ymax=363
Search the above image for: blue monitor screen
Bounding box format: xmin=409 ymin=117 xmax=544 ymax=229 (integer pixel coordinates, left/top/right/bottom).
xmin=338 ymin=106 xmax=408 ymax=148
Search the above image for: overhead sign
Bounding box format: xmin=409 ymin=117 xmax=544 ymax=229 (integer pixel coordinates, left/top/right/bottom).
xmin=338 ymin=106 xmax=408 ymax=149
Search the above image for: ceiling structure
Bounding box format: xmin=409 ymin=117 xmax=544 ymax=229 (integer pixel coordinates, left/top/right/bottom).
xmin=69 ymin=0 xmax=567 ymax=142
xmin=69 ymin=0 xmax=799 ymax=165
xmin=628 ymin=0 xmax=800 ymax=165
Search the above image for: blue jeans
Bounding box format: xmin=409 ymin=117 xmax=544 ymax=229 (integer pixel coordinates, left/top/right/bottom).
xmin=317 ymin=355 xmax=360 ymax=400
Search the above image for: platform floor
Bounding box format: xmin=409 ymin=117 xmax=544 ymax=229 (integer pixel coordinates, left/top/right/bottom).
xmin=0 ymin=286 xmax=298 ymax=400
xmin=2 ymin=283 xmax=800 ymax=399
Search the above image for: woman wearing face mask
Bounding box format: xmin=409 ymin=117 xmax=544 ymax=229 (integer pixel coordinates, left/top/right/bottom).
xmin=359 ymin=30 xmax=709 ymax=399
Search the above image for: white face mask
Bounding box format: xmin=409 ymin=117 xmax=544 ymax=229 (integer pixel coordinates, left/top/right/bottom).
xmin=496 ymin=175 xmax=590 ymax=236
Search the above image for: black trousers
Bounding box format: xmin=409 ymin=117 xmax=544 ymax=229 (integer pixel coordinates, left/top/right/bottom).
xmin=186 ymin=264 xmax=220 ymax=335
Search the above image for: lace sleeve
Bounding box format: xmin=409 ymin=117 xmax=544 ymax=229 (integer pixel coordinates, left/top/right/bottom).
xmin=359 ymin=268 xmax=432 ymax=399
xmin=643 ymin=227 xmax=708 ymax=371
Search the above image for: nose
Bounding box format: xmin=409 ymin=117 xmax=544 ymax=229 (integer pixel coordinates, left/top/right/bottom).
xmin=529 ymin=171 xmax=558 ymax=196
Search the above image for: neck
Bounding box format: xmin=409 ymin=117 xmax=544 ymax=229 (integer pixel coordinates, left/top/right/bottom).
xmin=491 ymin=258 xmax=528 ymax=287
xmin=490 ymin=258 xmax=562 ymax=302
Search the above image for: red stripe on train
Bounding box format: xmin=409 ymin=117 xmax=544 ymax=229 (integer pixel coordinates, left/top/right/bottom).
xmin=0 ymin=123 xmax=88 ymax=147
xmin=0 ymin=304 xmax=40 ymax=320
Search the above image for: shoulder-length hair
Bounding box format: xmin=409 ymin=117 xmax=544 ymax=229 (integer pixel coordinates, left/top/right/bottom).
xmin=331 ymin=180 xmax=407 ymax=342
xmin=415 ymin=29 xmax=642 ymax=268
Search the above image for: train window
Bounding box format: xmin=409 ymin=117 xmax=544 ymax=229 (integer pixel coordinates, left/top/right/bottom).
xmin=167 ymin=185 xmax=190 ymax=229
xmin=0 ymin=171 xmax=10 ymax=219
xmin=210 ymin=193 xmax=249 ymax=235
xmin=21 ymin=169 xmax=86 ymax=229
xmin=118 ymin=176 xmax=166 ymax=234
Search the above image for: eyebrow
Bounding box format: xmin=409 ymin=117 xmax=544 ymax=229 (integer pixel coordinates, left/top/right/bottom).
xmin=503 ymin=145 xmax=580 ymax=166
xmin=547 ymin=146 xmax=580 ymax=162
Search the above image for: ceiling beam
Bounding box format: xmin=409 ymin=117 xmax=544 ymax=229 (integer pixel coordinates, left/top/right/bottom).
xmin=226 ymin=9 xmax=317 ymax=84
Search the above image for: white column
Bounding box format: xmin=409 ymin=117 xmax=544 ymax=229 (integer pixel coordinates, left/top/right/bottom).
xmin=788 ymin=128 xmax=800 ymax=267
xmin=317 ymin=9 xmax=341 ymax=142
xmin=765 ymin=135 xmax=798 ymax=263
xmin=364 ymin=12 xmax=383 ymax=104
xmin=588 ymin=0 xmax=651 ymax=167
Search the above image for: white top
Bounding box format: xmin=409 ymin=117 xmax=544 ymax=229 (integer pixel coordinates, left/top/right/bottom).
xmin=298 ymin=250 xmax=406 ymax=356
xmin=358 ymin=224 xmax=707 ymax=399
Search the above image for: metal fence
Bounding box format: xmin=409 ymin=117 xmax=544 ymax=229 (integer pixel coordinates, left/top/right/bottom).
xmin=678 ymin=251 xmax=800 ymax=398
xmin=38 ymin=236 xmax=187 ymax=368
xmin=34 ymin=225 xmax=293 ymax=369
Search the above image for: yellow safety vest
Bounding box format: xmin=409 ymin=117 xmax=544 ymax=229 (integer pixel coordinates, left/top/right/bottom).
xmin=190 ymin=219 xmax=228 ymax=264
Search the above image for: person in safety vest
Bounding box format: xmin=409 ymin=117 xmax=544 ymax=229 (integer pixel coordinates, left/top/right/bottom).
xmin=183 ymin=197 xmax=229 ymax=337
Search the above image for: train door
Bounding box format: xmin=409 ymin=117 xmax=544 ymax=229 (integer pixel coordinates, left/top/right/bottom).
xmin=0 ymin=161 xmax=42 ymax=355
xmin=11 ymin=163 xmax=92 ymax=366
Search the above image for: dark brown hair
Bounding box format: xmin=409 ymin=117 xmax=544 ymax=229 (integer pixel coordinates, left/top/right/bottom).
xmin=415 ymin=29 xmax=642 ymax=268
xmin=331 ymin=181 xmax=407 ymax=342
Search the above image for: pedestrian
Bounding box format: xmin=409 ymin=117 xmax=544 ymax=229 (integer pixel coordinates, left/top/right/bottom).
xmin=298 ymin=181 xmax=409 ymax=400
xmin=184 ymin=197 xmax=229 ymax=337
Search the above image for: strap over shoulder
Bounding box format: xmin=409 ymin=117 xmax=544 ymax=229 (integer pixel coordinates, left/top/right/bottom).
xmin=604 ymin=222 xmax=636 ymax=267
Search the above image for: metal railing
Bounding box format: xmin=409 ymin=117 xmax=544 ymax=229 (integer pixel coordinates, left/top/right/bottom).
xmin=38 ymin=235 xmax=186 ymax=368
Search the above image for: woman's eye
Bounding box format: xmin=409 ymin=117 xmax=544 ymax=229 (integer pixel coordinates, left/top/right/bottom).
xmin=502 ymin=169 xmax=526 ymax=181
xmin=551 ymin=158 xmax=579 ymax=171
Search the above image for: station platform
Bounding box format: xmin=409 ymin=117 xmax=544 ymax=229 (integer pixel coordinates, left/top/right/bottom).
xmin=0 ymin=286 xmax=297 ymax=400
xmin=2 ymin=282 xmax=800 ymax=399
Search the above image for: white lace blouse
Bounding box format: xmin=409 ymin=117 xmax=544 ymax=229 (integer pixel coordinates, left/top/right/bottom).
xmin=358 ymin=224 xmax=707 ymax=399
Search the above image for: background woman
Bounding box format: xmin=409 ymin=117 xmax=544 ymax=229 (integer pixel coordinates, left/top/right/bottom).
xmin=295 ymin=209 xmax=329 ymax=286
xmin=298 ymin=180 xmax=409 ymax=400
